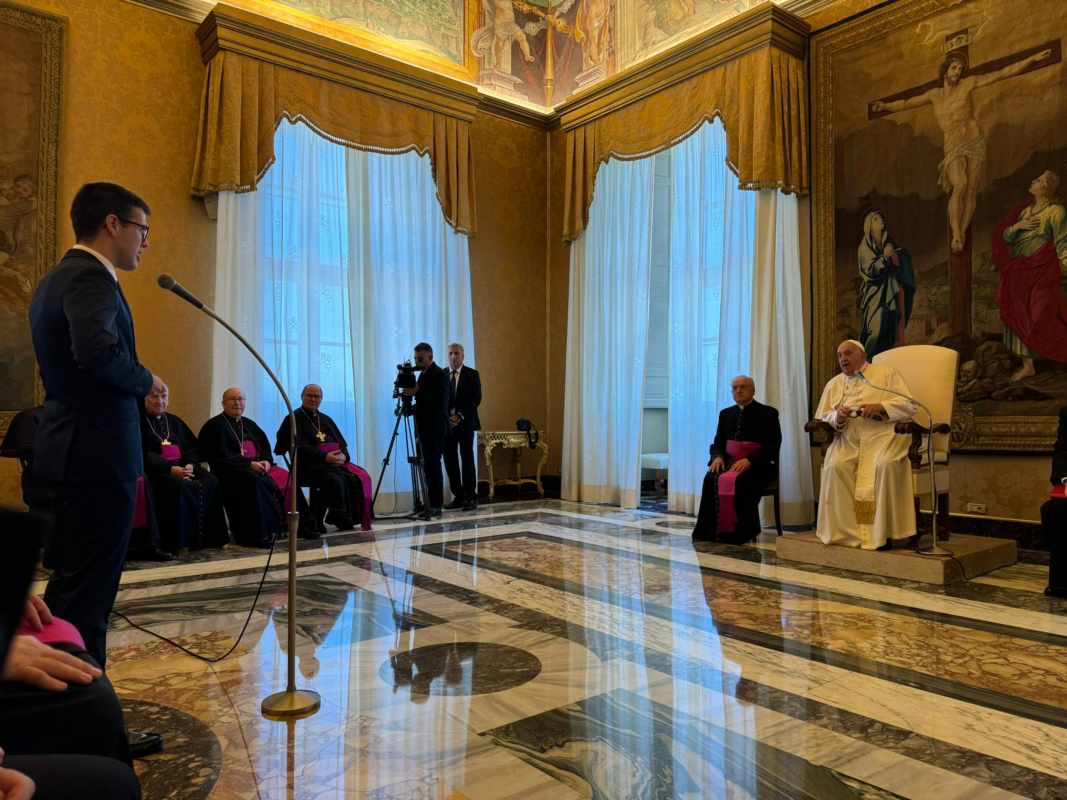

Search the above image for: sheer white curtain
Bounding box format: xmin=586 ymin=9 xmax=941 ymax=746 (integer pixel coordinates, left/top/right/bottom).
xmin=214 ymin=120 xmax=474 ymax=511
xmin=561 ymin=157 xmax=655 ymax=507
xmin=752 ymin=191 xmax=815 ymax=526
xmin=667 ymin=120 xmax=756 ymax=514
xmin=345 ymin=145 xmax=474 ymax=512
xmin=214 ymin=120 xmax=355 ymax=442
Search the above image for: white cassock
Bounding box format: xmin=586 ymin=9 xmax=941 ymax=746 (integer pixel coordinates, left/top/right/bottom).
xmin=815 ymin=362 xmax=917 ymax=549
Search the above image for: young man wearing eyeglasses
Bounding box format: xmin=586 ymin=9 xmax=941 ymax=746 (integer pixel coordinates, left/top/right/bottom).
xmin=28 ymin=182 xmax=166 ymax=756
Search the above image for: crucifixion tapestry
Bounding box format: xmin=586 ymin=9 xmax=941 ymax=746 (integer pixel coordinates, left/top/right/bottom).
xmin=812 ymin=0 xmax=1067 ymax=451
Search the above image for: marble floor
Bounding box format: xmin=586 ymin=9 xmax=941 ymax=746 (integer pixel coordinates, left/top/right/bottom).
xmin=101 ymin=500 xmax=1067 ymax=799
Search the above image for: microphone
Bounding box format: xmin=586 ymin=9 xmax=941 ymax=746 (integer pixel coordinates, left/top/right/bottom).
xmin=157 ymin=273 xmax=205 ymax=310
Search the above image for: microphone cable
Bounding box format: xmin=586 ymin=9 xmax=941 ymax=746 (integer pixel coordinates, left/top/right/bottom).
xmin=110 ymin=472 xmax=290 ymax=663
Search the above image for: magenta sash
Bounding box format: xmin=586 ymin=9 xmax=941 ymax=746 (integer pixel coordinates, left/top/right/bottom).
xmin=161 ymin=443 xmax=182 ymax=461
xmin=320 ymin=443 xmax=373 ymax=530
xmin=716 ymin=440 xmax=763 ymax=533
xmin=241 ymin=440 xmax=257 ymax=459
xmin=132 ymin=476 xmax=148 ymax=529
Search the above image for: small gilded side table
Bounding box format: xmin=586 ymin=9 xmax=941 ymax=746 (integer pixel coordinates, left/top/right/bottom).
xmin=479 ymin=431 xmax=549 ymax=500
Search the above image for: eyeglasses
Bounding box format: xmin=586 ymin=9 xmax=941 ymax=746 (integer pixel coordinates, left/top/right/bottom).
xmin=117 ymin=217 xmax=150 ymax=243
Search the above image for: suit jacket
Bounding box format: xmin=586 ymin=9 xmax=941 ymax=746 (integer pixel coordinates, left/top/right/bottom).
xmin=414 ymin=362 xmax=450 ymax=445
xmin=29 ymin=249 xmax=153 ymax=484
xmin=710 ymin=400 xmax=782 ymax=470
xmin=446 ymin=365 xmax=482 ymax=433
xmin=1053 ymin=406 xmax=1067 ymax=485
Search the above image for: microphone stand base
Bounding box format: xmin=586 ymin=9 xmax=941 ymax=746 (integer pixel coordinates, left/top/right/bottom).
xmin=262 ymin=689 xmax=321 ymax=720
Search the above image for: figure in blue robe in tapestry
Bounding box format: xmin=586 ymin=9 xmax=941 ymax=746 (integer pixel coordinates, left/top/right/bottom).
xmin=857 ymin=210 xmax=916 ymax=358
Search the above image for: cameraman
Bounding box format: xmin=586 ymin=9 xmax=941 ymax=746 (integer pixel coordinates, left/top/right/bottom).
xmin=403 ymin=343 xmax=449 ymax=519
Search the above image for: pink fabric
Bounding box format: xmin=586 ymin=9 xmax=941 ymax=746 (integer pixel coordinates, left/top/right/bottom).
xmin=132 ymin=476 xmax=148 ymax=529
xmin=268 ymin=465 xmax=294 ymax=512
xmin=17 ymin=616 xmax=86 ymax=649
xmin=716 ymin=440 xmax=763 ymax=533
xmin=161 ymin=443 xmax=182 ymax=461
xmin=241 ymin=440 xmax=257 ymax=459
xmin=319 ymin=443 xmax=374 ymax=530
xmin=1051 ymin=484 xmax=1066 ymax=500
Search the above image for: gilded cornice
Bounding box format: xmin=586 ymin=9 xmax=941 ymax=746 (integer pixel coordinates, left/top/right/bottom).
xmin=197 ymin=4 xmax=481 ymax=122
xmin=124 ymin=0 xmax=213 ymax=22
xmin=553 ymin=3 xmax=809 ymax=132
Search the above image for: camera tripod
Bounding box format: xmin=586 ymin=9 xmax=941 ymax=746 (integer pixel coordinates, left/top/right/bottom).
xmin=372 ymin=396 xmax=431 ymax=520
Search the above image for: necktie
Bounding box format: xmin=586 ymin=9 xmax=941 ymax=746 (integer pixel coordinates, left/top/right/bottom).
xmin=451 ymin=370 xmax=459 ymax=402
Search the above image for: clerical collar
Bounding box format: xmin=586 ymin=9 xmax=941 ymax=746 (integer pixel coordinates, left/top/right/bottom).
xmin=72 ymin=244 xmax=118 ymax=282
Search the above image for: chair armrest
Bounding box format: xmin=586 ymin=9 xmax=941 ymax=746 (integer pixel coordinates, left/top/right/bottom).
xmin=805 ymin=420 xmax=837 ymax=455
xmin=893 ymin=421 xmax=951 ymax=469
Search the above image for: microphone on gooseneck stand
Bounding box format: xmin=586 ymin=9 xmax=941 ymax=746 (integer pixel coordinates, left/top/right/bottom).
xmin=856 ymin=371 xmax=947 ymax=556
xmin=156 ymin=272 xmax=320 ymax=719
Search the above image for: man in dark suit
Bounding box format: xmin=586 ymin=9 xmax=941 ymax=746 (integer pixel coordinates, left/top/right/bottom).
xmin=442 ymin=343 xmax=482 ymax=511
xmin=692 ymin=376 xmax=781 ymax=544
xmin=406 ymin=343 xmax=449 ymax=520
xmin=1044 ymin=405 xmax=1067 ymax=597
xmin=29 ymin=182 xmax=162 ymax=667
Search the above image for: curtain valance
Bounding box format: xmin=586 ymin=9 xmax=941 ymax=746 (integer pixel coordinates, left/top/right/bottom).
xmin=560 ymin=6 xmax=808 ymax=242
xmin=191 ymin=7 xmax=477 ymax=234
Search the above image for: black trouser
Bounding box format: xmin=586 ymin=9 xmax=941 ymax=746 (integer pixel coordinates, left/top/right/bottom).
xmin=4 ymin=754 xmax=140 ymax=800
xmin=443 ymin=427 xmax=477 ymax=501
xmin=0 ymin=647 xmax=130 ymax=763
xmin=43 ymin=481 xmax=137 ymax=666
xmin=1045 ymin=499 xmax=1067 ymax=595
xmin=422 ymin=440 xmax=445 ymax=510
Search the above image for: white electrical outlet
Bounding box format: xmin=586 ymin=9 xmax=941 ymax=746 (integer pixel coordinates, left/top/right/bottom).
xmin=966 ymin=502 xmax=987 ymax=514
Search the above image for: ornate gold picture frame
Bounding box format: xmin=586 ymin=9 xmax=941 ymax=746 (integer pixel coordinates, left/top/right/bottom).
xmin=811 ymin=0 xmax=1067 ymax=452
xmin=0 ymin=2 xmax=63 ymax=439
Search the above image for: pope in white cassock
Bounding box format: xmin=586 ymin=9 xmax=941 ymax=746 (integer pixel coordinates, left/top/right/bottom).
xmin=815 ymin=340 xmax=917 ymax=550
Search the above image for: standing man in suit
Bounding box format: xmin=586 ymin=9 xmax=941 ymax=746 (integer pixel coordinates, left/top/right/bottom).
xmin=29 ymin=183 xmax=162 ymax=668
xmin=443 ymin=343 xmax=482 ymax=511
xmin=405 ymin=343 xmax=449 ymax=520
xmin=692 ymin=376 xmax=781 ymax=544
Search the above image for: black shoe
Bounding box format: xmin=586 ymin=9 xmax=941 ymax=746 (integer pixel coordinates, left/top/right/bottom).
xmin=128 ymin=547 xmax=175 ymax=562
xmin=463 ymin=500 xmax=478 ymax=511
xmin=444 ymin=500 xmax=466 ymax=510
xmin=418 ymin=507 xmax=443 ymax=520
xmin=875 ymin=542 xmax=892 ymax=551
xmin=325 ymin=509 xmax=354 ymax=530
xmin=128 ymin=730 xmax=164 ymax=758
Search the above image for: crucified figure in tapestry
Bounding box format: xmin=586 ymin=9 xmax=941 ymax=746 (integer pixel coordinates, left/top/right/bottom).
xmin=871 ymin=45 xmax=1053 ymax=254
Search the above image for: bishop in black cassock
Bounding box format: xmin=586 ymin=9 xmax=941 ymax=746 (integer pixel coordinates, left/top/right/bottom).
xmin=275 ymin=384 xmax=373 ymax=532
xmin=141 ymin=384 xmax=227 ymax=551
xmin=198 ymin=388 xmax=290 ymax=548
xmin=692 ymin=377 xmax=781 ymax=544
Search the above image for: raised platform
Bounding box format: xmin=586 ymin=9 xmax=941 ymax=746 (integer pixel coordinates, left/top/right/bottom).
xmin=776 ymin=533 xmax=1017 ymax=585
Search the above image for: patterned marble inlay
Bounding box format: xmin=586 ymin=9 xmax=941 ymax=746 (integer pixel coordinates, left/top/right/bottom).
xmin=381 ymin=642 xmax=542 ymax=697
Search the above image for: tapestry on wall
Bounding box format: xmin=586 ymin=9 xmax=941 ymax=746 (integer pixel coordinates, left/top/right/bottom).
xmin=813 ymin=0 xmax=1067 ymax=451
xmin=0 ymin=3 xmax=62 ymax=439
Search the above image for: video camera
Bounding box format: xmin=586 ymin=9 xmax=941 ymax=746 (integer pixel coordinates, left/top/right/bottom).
xmin=393 ymin=361 xmax=421 ymax=414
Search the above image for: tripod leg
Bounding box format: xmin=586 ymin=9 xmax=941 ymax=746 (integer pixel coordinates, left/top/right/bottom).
xmin=372 ymin=404 xmax=406 ymax=507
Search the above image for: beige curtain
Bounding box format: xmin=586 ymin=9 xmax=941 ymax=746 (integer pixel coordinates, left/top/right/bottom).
xmin=190 ymin=51 xmax=476 ymax=234
xmin=562 ymin=46 xmax=807 ymax=242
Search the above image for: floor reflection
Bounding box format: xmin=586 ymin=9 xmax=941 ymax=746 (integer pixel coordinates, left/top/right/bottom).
xmin=106 ymin=502 xmax=1067 ymax=799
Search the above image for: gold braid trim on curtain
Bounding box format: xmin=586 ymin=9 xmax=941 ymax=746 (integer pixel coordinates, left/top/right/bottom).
xmin=561 ymin=45 xmax=807 ymax=242
xmin=190 ymin=50 xmax=477 ymax=234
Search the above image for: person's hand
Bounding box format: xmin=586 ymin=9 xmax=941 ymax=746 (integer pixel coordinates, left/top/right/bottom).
xmin=325 ymin=451 xmax=344 ymax=466
xmin=860 ymin=403 xmax=887 ymax=419
xmin=2 ymin=636 xmax=101 ymax=692
xmin=834 ymin=404 xmax=853 ymax=427
xmin=883 ymin=242 xmax=896 ymax=259
xmin=249 ymin=461 xmax=267 ymax=475
xmin=449 ymin=414 xmax=461 ymax=428
xmin=22 ymin=596 xmax=53 ymax=632
xmin=0 ymin=749 xmax=35 ymax=800
xmin=169 ymin=465 xmax=188 ymax=479
xmin=1014 ymin=216 xmax=1041 ymax=234
xmin=709 ymin=457 xmax=725 ymax=474
xmin=729 ymin=458 xmax=752 ymax=474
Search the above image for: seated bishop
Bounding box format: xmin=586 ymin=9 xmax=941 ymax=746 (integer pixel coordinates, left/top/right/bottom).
xmin=198 ymin=387 xmax=309 ymax=548
xmin=275 ymin=384 xmax=373 ymax=532
xmin=141 ymin=380 xmax=228 ymax=551
xmin=815 ymin=340 xmax=917 ymax=550
xmin=692 ymin=376 xmax=781 ymax=544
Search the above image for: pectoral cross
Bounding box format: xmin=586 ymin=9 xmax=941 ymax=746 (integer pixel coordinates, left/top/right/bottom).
xmin=315 ymin=431 xmax=326 ymax=442
xmin=161 ymin=438 xmax=171 ymax=446
xmin=867 ymin=33 xmax=1059 ymax=343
